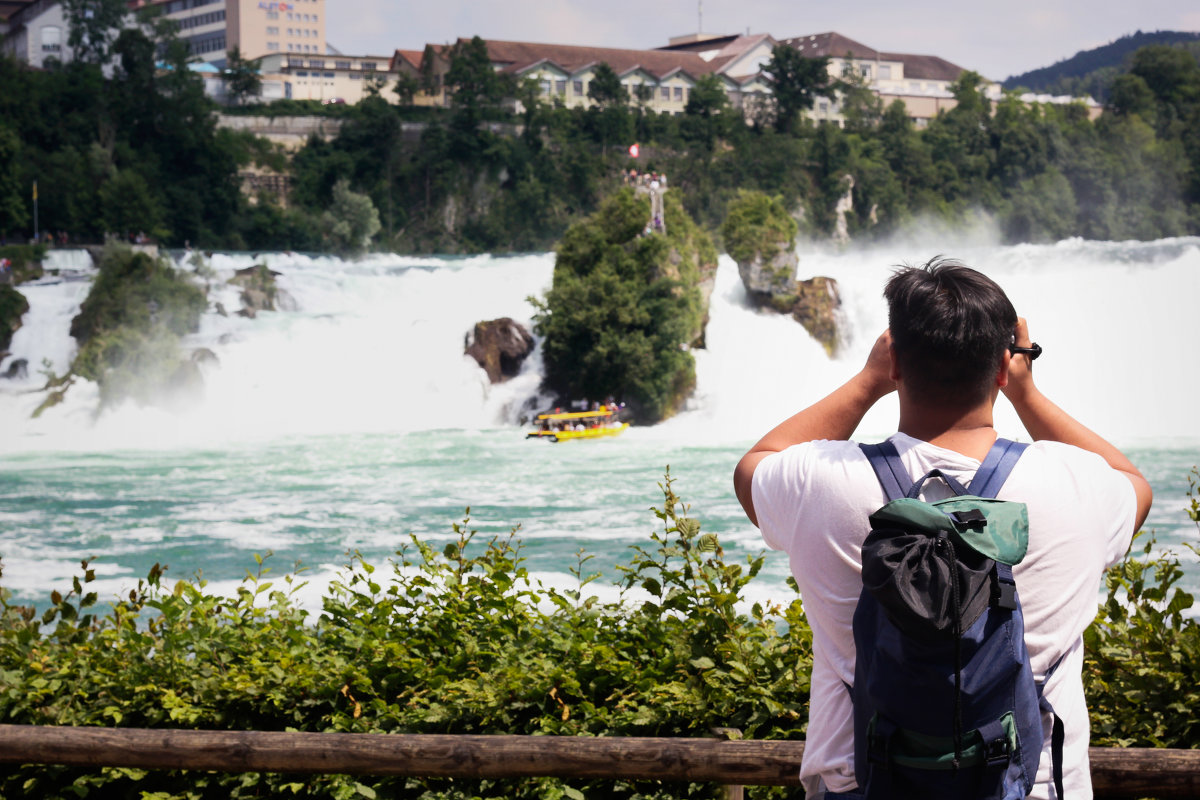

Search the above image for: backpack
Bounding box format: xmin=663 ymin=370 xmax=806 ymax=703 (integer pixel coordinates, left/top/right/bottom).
xmin=850 ymin=438 xmax=1064 ymax=800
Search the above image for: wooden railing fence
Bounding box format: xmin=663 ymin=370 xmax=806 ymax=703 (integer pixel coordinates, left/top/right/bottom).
xmin=1 ymin=725 xmax=1198 ymax=799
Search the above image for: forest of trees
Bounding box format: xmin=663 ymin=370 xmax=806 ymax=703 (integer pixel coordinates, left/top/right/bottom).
xmin=2 ymin=15 xmax=1199 ymax=254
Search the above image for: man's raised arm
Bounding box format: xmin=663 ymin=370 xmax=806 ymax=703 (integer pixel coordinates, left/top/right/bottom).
xmin=1002 ymin=318 xmax=1153 ymax=530
xmin=733 ymin=331 xmax=896 ymax=527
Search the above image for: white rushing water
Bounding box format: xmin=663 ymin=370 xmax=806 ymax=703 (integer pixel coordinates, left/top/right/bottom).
xmin=1 ymin=239 xmax=1198 ymax=609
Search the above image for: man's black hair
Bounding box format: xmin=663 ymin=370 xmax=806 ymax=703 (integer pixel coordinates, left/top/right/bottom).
xmin=885 ymin=257 xmax=1017 ymax=407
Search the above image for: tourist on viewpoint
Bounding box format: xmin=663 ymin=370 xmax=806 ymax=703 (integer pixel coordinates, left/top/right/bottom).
xmin=733 ymin=257 xmax=1152 ymax=800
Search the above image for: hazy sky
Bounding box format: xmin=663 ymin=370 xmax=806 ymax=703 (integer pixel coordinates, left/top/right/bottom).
xmin=325 ymin=0 xmax=1198 ymax=82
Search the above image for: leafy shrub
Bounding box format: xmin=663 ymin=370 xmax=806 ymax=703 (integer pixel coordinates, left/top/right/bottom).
xmin=0 ymin=283 xmax=29 ymax=351
xmin=1 ymin=472 xmax=1197 ymax=798
xmin=0 ymin=472 xmax=809 ymax=799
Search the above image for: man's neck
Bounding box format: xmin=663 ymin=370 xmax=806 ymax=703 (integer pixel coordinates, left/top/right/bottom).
xmin=897 ymin=402 xmax=998 ymax=461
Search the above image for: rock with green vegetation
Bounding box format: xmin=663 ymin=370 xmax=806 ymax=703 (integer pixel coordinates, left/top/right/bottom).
xmin=533 ymin=188 xmax=718 ymax=424
xmin=38 ymin=243 xmax=208 ymax=414
xmin=229 ymin=263 xmax=281 ymax=317
xmin=0 ymin=284 xmax=29 ymax=352
xmin=722 ymin=189 xmax=844 ymax=356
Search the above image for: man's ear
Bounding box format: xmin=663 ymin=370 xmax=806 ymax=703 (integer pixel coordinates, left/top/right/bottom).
xmin=889 ymin=342 xmax=901 ymax=382
xmin=996 ymin=351 xmax=1011 ymax=389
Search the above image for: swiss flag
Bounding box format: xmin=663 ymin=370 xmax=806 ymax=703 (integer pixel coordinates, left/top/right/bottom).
xmin=628 ymin=143 xmax=639 ymax=158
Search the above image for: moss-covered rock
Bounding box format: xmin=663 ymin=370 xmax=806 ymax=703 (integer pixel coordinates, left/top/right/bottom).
xmin=533 ymin=187 xmax=717 ymax=424
xmin=47 ymin=243 xmax=208 ymax=412
xmin=721 ymin=189 xmax=844 ymax=356
xmin=228 ymin=264 xmax=282 ymax=316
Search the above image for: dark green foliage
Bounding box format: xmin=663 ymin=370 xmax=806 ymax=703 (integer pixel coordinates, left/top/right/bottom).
xmin=0 ymin=245 xmax=46 ymax=283
xmin=0 ymin=284 xmax=29 ymax=351
xmin=763 ymin=45 xmax=835 ymax=134
xmin=0 ymin=474 xmax=811 ymax=799
xmin=587 ymin=63 xmax=628 ymax=108
xmin=533 ymin=189 xmax=714 ymax=423
xmin=1085 ymin=468 xmax=1200 ymax=749
xmin=224 ymin=46 xmax=262 ymax=107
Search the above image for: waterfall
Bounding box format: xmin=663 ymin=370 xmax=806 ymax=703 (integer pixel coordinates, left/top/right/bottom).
xmin=3 ymin=238 xmax=1198 ymax=452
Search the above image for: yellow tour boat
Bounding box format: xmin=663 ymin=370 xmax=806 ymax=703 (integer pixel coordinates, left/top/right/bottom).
xmin=526 ymin=407 xmax=629 ymax=442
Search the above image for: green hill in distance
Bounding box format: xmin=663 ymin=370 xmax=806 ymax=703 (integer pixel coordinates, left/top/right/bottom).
xmin=1003 ymin=30 xmax=1200 ymax=100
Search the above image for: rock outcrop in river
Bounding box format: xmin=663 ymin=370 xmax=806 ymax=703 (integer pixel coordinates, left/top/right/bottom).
xmin=465 ymin=317 xmax=534 ymax=383
xmin=721 ymin=190 xmax=844 ymax=356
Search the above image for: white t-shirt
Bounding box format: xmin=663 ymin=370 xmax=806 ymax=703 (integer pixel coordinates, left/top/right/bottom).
xmin=752 ymin=433 xmax=1137 ymax=799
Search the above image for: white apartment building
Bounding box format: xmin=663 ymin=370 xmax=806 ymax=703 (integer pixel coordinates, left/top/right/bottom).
xmin=128 ymin=0 xmax=326 ymax=67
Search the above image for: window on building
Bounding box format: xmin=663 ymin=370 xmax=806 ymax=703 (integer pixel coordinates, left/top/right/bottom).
xmin=878 ymin=64 xmax=891 ymax=80
xmin=296 ymin=70 xmax=308 ymax=76
xmin=267 ymin=26 xmax=278 ymax=35
xmin=540 ymin=79 xmax=551 ymax=96
xmin=286 ymin=28 xmax=293 ymax=36
xmin=287 ymin=44 xmax=294 ymax=51
xmin=860 ymin=64 xmax=872 ymax=78
xmin=841 ymin=61 xmax=854 ymax=77
xmin=819 ymin=101 xmax=828 ymax=112
xmin=41 ymin=25 xmax=62 ymax=53
xmin=324 ymin=72 xmax=334 ymax=78
xmin=573 ymin=79 xmax=583 ymax=94
xmin=336 ymin=60 xmax=351 ymax=70
xmin=268 ymin=42 xmax=279 ymax=51
xmin=556 ymin=79 xmax=566 ymax=94
xmin=661 ymin=86 xmax=670 ymax=100
xmin=349 ymin=73 xmax=362 ymax=80
xmin=673 ymin=86 xmax=682 ymax=101
xmin=267 ymin=11 xmax=278 ymax=19
xmin=309 ymin=59 xmax=324 ymax=67
xmin=362 ymin=62 xmax=376 ymax=70
xmin=287 ymin=12 xmax=293 ymax=20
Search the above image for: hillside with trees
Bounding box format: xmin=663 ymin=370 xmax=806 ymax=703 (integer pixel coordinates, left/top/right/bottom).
xmin=1003 ymin=30 xmax=1200 ymax=100
xmin=1 ymin=9 xmax=1199 ymax=254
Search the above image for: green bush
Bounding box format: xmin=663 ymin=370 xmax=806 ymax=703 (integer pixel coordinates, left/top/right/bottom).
xmin=1 ymin=471 xmax=1198 ymax=798
xmin=0 ymin=472 xmax=810 ymax=799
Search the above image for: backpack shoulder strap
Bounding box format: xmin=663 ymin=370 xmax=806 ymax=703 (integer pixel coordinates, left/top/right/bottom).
xmin=859 ymin=441 xmax=910 ymax=502
xmin=971 ymin=438 xmax=1029 ymax=499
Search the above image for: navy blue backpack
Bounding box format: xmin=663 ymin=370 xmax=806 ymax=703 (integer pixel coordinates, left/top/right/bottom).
xmin=849 ymin=438 xmax=1064 ymax=800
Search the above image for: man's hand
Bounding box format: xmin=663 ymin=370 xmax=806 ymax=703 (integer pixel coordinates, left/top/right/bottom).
xmin=862 ymin=329 xmax=897 ymax=401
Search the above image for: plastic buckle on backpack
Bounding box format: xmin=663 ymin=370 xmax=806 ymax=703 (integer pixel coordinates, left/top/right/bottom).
xmin=992 ymin=578 xmax=1018 ymax=610
xmin=950 ymin=508 xmax=986 ymax=530
xmin=983 ymin=737 xmax=1011 ymax=767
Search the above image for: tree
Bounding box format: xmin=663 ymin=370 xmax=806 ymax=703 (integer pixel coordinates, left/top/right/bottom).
xmin=321 ymin=178 xmax=381 ymax=255
xmin=837 ymin=67 xmax=883 ymax=134
xmin=444 ymin=36 xmax=513 ymax=126
xmin=587 ymin=63 xmax=627 ymax=108
xmin=763 ymin=44 xmax=834 ymax=134
xmin=225 ymin=47 xmax=262 ymax=106
xmin=393 ymin=71 xmax=420 ymax=105
xmin=682 ymin=74 xmax=731 ymax=152
xmin=0 ymin=126 xmax=29 ymax=236
xmin=62 ymin=0 xmax=129 ymax=65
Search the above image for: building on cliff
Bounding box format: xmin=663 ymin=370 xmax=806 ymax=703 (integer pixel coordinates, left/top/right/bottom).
xmin=414 ymin=35 xmax=778 ymax=117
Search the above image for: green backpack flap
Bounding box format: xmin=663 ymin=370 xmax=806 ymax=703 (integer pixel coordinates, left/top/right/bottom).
xmin=863 ymin=497 xmax=1029 ymax=637
xmin=869 ymin=496 xmax=1029 ymax=565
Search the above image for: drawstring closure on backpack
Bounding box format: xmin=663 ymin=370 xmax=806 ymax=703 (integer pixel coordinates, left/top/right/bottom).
xmin=938 ymin=531 xmax=965 ymax=771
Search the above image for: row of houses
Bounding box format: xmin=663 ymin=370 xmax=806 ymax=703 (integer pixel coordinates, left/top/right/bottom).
xmin=0 ymin=0 xmax=1101 ymax=127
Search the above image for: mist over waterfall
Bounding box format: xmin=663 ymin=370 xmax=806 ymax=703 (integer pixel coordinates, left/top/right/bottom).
xmin=3 ymin=238 xmax=1199 ymax=452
